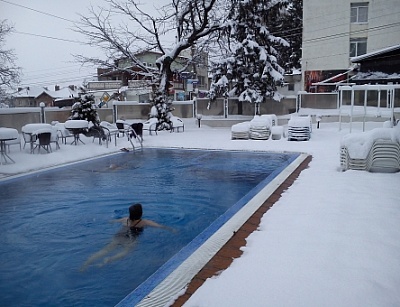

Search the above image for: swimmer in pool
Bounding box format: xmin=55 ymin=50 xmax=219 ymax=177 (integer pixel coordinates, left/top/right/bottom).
xmin=81 ymin=203 xmax=170 ymax=270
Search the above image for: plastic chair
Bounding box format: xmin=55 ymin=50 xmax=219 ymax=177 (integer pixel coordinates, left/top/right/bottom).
xmin=130 ymin=123 xmax=143 ymax=142
xmin=22 ymin=131 xmax=35 ymax=149
xmin=171 ymin=116 xmax=184 ymax=132
xmin=51 ymin=127 xmax=60 ymax=150
xmin=33 ymin=131 xmax=52 ymax=153
xmin=116 ymin=120 xmax=130 ymax=138
xmin=55 ymin=123 xmax=74 ymax=144
xmin=5 ymin=134 xmax=22 ymax=153
xmin=99 ymin=121 xmax=119 ymax=147
xmin=142 ymin=118 xmax=158 ymax=135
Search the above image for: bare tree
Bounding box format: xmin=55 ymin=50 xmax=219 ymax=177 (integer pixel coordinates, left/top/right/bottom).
xmin=75 ymin=0 xmax=226 ymax=129
xmin=0 ymin=20 xmax=20 ymax=90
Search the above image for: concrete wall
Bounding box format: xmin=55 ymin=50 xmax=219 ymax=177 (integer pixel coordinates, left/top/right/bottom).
xmin=1 ymin=97 xmax=296 ymax=131
xmin=196 ymin=97 xmax=297 ymax=117
xmin=113 ymin=103 xmax=152 ymax=121
xmin=0 ymin=109 xmax=72 ymax=132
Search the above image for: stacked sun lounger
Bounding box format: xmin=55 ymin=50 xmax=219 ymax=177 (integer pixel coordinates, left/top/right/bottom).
xmin=340 ymin=125 xmax=400 ymax=172
xmin=231 ymin=122 xmax=251 ymax=140
xmin=287 ymin=115 xmax=312 ymax=141
xmin=249 ymin=116 xmax=271 ymax=140
xmin=341 ymin=140 xmax=400 ymax=172
xmin=368 ymin=140 xmax=400 ymax=172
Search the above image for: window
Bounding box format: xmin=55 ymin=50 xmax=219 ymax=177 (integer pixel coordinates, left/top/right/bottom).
xmin=198 ymin=76 xmax=205 ymax=86
xmin=288 ymin=83 xmax=295 ymax=91
xmin=351 ymin=3 xmax=368 ymax=23
xmin=350 ymin=38 xmax=367 ymax=57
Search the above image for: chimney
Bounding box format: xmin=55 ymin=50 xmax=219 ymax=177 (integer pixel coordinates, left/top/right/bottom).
xmin=68 ymin=85 xmax=75 ymax=91
xmin=55 ymin=85 xmax=60 ymax=91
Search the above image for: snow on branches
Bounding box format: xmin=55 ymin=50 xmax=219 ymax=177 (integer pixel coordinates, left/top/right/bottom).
xmin=209 ymin=0 xmax=289 ymax=108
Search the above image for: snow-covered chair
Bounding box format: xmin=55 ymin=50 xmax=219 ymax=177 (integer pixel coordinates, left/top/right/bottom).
xmin=50 ymin=126 xmax=60 ymax=150
xmin=54 ymin=122 xmax=74 ymax=144
xmin=171 ymin=116 xmax=184 ymax=132
xmin=231 ymin=122 xmax=250 ymax=140
xmin=249 ymin=116 xmax=272 ymax=140
xmin=287 ymin=115 xmax=312 ymax=141
xmin=100 ymin=121 xmax=119 ymax=147
xmin=5 ymin=134 xmax=22 ymax=152
xmin=143 ymin=118 xmax=158 ymax=135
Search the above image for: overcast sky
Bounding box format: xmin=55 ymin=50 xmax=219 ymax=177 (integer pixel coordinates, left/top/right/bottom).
xmin=0 ymin=0 xmax=109 ymax=90
xmin=0 ymin=0 xmax=172 ymax=91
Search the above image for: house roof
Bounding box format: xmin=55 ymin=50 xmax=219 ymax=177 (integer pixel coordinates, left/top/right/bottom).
xmin=13 ymin=86 xmax=48 ymax=98
xmin=351 ymin=44 xmax=400 ymax=63
xmin=13 ymin=86 xmax=80 ymax=99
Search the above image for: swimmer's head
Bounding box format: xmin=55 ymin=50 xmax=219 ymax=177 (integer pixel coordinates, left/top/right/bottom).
xmin=109 ymin=164 xmax=117 ymax=169
xmin=129 ymin=203 xmax=143 ymax=220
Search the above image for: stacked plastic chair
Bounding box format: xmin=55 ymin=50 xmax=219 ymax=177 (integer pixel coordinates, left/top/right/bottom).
xmin=249 ymin=116 xmax=271 ymax=140
xmin=287 ymin=115 xmax=312 ymax=141
xmin=340 ymin=125 xmax=400 ymax=173
xmin=231 ymin=122 xmax=250 ymax=140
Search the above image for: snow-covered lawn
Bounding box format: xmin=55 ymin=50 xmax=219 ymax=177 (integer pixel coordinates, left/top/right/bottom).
xmin=1 ymin=118 xmax=399 ymax=306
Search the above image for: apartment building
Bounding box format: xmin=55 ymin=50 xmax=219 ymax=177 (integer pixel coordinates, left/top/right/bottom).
xmin=302 ymin=0 xmax=400 ymax=92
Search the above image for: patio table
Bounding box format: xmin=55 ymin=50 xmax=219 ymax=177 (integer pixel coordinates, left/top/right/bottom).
xmin=21 ymin=123 xmax=52 ymax=153
xmin=64 ymin=120 xmax=89 ymax=145
xmin=0 ymin=127 xmax=19 ymax=164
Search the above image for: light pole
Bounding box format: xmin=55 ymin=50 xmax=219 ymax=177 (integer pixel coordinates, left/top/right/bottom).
xmin=39 ymin=102 xmax=46 ymax=123
xmin=196 ymin=113 xmax=203 ymax=128
xmin=316 ymin=114 xmax=321 ymax=129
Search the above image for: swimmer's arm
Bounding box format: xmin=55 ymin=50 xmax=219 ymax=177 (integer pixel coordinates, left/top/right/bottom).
xmin=143 ymin=219 xmax=176 ymax=233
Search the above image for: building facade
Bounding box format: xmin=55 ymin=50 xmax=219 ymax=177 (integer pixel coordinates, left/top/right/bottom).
xmin=302 ymin=0 xmax=400 ymax=92
xmin=93 ymin=49 xmax=209 ymax=103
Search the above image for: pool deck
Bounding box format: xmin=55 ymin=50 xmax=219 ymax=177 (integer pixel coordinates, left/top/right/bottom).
xmin=171 ymin=155 xmax=312 ymax=306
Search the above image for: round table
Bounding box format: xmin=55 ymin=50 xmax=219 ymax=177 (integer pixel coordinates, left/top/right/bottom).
xmin=64 ymin=120 xmax=89 ymax=145
xmin=0 ymin=127 xmax=19 ymax=164
xmin=21 ymin=123 xmax=53 ymax=153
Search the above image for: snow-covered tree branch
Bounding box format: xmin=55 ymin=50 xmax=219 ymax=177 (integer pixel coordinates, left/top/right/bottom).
xmin=0 ymin=20 xmax=20 ymax=90
xmin=209 ymin=0 xmax=291 ymax=115
xmin=74 ymin=0 xmax=227 ymax=129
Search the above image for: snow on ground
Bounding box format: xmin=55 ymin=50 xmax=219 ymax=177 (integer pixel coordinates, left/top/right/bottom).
xmin=1 ymin=118 xmax=399 ymax=306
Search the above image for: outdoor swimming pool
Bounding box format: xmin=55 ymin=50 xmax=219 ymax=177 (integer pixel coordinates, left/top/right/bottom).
xmin=0 ymin=148 xmax=300 ymax=306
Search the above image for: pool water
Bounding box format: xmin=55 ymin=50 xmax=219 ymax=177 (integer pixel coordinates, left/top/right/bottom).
xmin=0 ymin=148 xmax=297 ymax=306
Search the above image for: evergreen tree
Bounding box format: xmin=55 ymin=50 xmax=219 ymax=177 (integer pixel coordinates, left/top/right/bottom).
xmin=68 ymin=94 xmax=105 ymax=139
xmin=276 ymin=0 xmax=303 ymax=73
xmin=209 ymin=0 xmax=288 ymax=114
xmin=69 ymin=94 xmax=100 ymax=125
xmin=151 ymin=90 xmax=174 ymax=130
